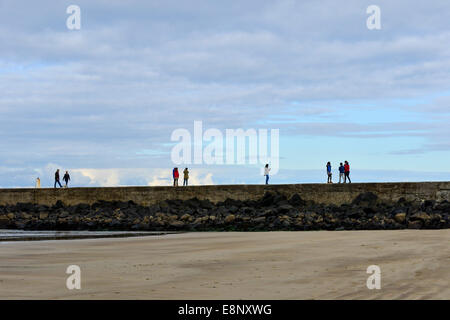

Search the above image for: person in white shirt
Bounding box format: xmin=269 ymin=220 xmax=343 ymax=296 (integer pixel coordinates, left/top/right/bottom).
xmin=264 ymin=164 xmax=271 ymax=185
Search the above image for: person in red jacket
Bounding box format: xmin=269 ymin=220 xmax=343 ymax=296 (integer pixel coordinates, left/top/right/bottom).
xmin=344 ymin=161 xmax=351 ymax=183
xmin=173 ymin=167 xmax=179 ymax=186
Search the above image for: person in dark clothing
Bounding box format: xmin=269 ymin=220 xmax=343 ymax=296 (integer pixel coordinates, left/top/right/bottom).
xmin=339 ymin=162 xmax=345 ymax=183
xmin=54 ymin=169 xmax=62 ymax=188
xmin=344 ymin=161 xmax=351 ymax=183
xmin=326 ymin=162 xmax=332 ymax=183
xmin=63 ymin=171 xmax=71 ymax=187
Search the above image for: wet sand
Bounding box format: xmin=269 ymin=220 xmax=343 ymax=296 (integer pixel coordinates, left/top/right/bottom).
xmin=0 ymin=230 xmax=448 ymax=299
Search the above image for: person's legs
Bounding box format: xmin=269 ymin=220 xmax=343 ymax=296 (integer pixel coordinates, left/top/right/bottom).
xmin=175 ymin=178 xmax=179 ymax=186
xmin=265 ymin=175 xmax=269 ymax=184
xmin=57 ymin=180 xmax=62 ymax=188
xmin=54 ymin=180 xmax=57 ymax=188
xmin=347 ymin=172 xmax=351 ymax=183
xmin=173 ymin=179 xmax=176 ymax=187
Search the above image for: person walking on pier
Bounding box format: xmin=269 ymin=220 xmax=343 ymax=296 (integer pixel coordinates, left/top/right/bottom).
xmin=264 ymin=164 xmax=271 ymax=184
xmin=173 ymin=167 xmax=179 ymax=187
xmin=326 ymin=162 xmax=332 ymax=183
xmin=183 ymin=168 xmax=189 ymax=186
xmin=54 ymin=169 xmax=62 ymax=188
xmin=339 ymin=162 xmax=345 ymax=183
xmin=63 ymin=171 xmax=71 ymax=187
xmin=344 ymin=161 xmax=351 ymax=183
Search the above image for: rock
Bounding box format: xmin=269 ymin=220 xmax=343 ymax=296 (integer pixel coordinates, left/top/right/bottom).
xmin=54 ymin=200 xmax=64 ymax=209
xmin=277 ymin=204 xmax=294 ymax=214
xmin=394 ymin=213 xmax=406 ymax=223
xmin=430 ymin=214 xmax=442 ymax=221
xmin=261 ymin=192 xmax=275 ymax=206
xmin=352 ymin=192 xmax=378 ymax=206
xmin=169 ymin=221 xmax=184 ymax=228
xmin=39 ymin=212 xmax=49 ymax=219
xmin=7 ymin=213 xmax=15 ymax=219
xmin=59 ymin=211 xmax=69 ymax=218
xmin=253 ymin=217 xmax=265 ymax=223
xmin=408 ymin=220 xmax=423 ymax=229
xmin=289 ymin=194 xmax=305 ymax=206
xmin=224 ymin=214 xmax=235 ymax=223
xmin=410 ymin=212 xmax=431 ymax=222
xmin=180 ymin=214 xmax=192 ymax=221
xmin=258 ymin=209 xmax=274 ymax=217
xmin=0 ymin=215 xmax=9 ymax=223
xmin=423 ymin=200 xmax=435 ymax=208
xmin=21 ymin=213 xmax=33 ymax=219
xmin=242 ymin=207 xmax=255 ymax=215
xmin=193 ymin=217 xmax=203 ymax=225
xmin=314 ymin=215 xmax=324 ymax=223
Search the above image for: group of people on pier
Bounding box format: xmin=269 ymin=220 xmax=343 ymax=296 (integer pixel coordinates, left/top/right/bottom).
xmin=41 ymin=162 xmax=352 ymax=188
xmin=326 ymin=161 xmax=351 ymax=184
xmin=172 ymin=167 xmax=190 ymax=187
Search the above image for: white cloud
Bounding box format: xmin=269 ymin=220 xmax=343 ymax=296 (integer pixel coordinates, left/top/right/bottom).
xmin=71 ymin=168 xmax=214 ymax=187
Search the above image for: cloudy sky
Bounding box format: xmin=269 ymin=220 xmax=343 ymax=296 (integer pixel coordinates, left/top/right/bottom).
xmin=0 ymin=0 xmax=449 ymax=187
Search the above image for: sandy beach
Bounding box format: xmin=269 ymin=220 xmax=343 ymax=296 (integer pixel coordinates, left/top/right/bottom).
xmin=0 ymin=230 xmax=448 ymax=300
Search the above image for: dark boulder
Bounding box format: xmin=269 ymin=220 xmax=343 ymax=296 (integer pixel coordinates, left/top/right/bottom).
xmin=352 ymin=192 xmax=378 ymax=206
xmin=289 ymin=194 xmax=306 ymax=206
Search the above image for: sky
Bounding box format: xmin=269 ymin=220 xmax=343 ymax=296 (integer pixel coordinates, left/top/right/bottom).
xmin=0 ymin=0 xmax=449 ymax=187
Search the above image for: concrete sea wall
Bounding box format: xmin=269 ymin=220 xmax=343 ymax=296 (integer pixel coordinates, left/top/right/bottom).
xmin=0 ymin=182 xmax=449 ymax=207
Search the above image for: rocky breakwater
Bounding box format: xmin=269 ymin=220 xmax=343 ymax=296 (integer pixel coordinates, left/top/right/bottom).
xmin=0 ymin=192 xmax=448 ymax=231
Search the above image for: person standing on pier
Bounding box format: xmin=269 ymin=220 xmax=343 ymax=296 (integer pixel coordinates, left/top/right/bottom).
xmin=63 ymin=171 xmax=71 ymax=187
xmin=173 ymin=167 xmax=179 ymax=187
xmin=339 ymin=162 xmax=345 ymax=183
xmin=54 ymin=169 xmax=62 ymax=188
xmin=183 ymin=168 xmax=189 ymax=186
xmin=264 ymin=164 xmax=270 ymax=184
xmin=326 ymin=162 xmax=332 ymax=183
xmin=344 ymin=161 xmax=351 ymax=183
